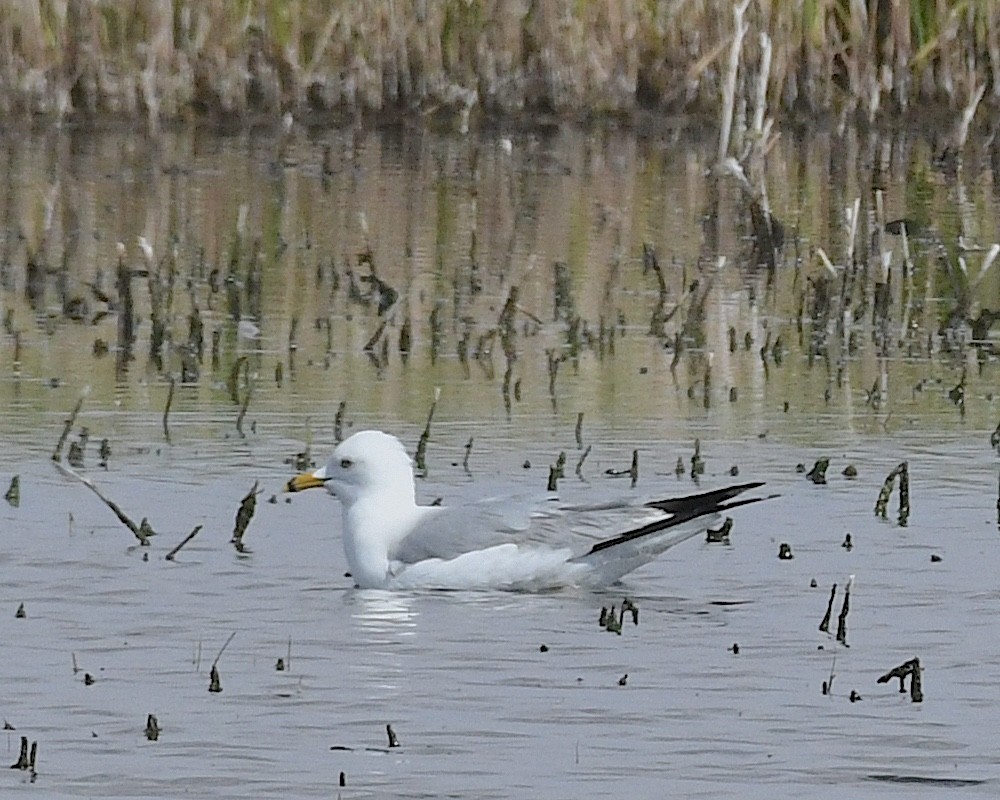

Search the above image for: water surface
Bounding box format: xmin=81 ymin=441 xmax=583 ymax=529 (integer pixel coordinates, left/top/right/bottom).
xmin=2 ymin=122 xmax=1000 ymax=797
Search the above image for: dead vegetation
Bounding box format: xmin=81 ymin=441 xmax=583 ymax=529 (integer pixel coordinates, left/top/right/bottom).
xmin=1 ymin=1 xmax=999 ymax=128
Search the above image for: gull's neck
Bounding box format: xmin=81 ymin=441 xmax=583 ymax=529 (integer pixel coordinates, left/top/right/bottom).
xmin=341 ymin=482 xmax=419 ymax=589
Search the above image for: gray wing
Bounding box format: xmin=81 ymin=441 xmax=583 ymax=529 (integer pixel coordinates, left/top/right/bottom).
xmin=389 ymin=481 xmax=771 ymax=569
xmin=388 ymin=489 xmax=658 ymax=565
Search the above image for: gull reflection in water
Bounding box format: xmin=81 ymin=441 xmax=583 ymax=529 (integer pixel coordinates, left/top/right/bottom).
xmin=349 ymin=589 xmax=419 ymax=636
xmin=345 ymin=590 xmax=421 ymax=695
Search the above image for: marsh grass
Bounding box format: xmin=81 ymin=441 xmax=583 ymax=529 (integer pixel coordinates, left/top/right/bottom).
xmin=0 ymin=1 xmax=998 ymax=128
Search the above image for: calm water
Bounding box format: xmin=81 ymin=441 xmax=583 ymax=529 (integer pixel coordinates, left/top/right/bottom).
xmin=2 ymin=122 xmax=1000 ymax=797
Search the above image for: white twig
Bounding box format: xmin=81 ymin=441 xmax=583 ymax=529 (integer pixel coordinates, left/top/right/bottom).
xmin=718 ymin=0 xmax=750 ymax=164
xmin=972 ymin=243 xmax=1000 ymax=289
xmin=816 ymin=247 xmax=838 ymax=277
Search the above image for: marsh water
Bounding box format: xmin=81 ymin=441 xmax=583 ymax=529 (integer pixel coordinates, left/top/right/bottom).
xmin=2 ymin=120 xmax=1000 ymax=798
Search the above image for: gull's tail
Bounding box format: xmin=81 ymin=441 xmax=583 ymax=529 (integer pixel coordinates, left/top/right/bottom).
xmin=572 ymin=482 xmax=771 ymax=586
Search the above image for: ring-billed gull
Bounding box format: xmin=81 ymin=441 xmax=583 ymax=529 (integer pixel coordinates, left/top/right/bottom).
xmin=286 ymin=430 xmax=769 ymax=591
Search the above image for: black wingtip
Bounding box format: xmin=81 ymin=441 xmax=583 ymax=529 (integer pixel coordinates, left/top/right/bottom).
xmin=644 ymin=481 xmax=766 ymax=514
xmin=587 ymin=482 xmax=772 ymax=556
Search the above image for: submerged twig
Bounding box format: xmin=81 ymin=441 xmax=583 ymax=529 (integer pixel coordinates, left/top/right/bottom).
xmin=212 ymin=631 xmax=237 ymax=671
xmin=162 ymin=376 xmax=175 ymax=443
xmin=334 ymin=400 xmax=347 ymax=442
xmin=165 ymin=525 xmax=203 ymax=561
xmin=818 ymin=583 xmax=836 ymax=633
xmin=10 ymin=735 xmax=28 ymax=769
xmin=718 ymin=0 xmax=751 ymax=163
xmin=386 ymin=724 xmax=400 ymax=748
xmin=54 ymin=462 xmax=154 ymax=545
xmin=4 ymin=475 xmax=19 ymax=507
xmin=877 ymin=657 xmax=923 ymax=702
xmin=414 ymin=388 xmax=440 ymax=476
xmin=835 ymin=575 xmax=853 ymax=645
xmin=603 ymin=604 xmax=622 ymax=634
xmin=806 ymin=458 xmax=829 ymax=484
xmin=690 ymin=438 xmax=704 ymax=477
xmin=604 ymin=450 xmax=638 ymax=485
xmin=547 ymin=452 xmax=565 ymax=491
xmin=227 ymin=356 xmax=248 ymax=404
xmin=231 ymin=482 xmax=261 ymax=552
xmin=462 ymin=437 xmax=474 ymax=474
xmin=621 ymin=597 xmax=639 ymax=626
xmin=822 ymin=655 xmax=837 ymax=696
xmin=706 ymin=517 xmax=733 ymax=543
xmin=874 ymin=462 xmax=909 ymax=524
xmin=236 ymin=379 xmax=252 ymax=438
xmin=52 ymin=391 xmax=87 ymax=462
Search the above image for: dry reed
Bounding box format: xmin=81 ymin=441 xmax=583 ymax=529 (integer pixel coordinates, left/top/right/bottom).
xmin=0 ymin=1 xmax=997 ymax=128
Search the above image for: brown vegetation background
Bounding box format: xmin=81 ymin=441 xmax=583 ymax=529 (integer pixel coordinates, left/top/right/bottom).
xmin=1 ymin=0 xmax=998 ymax=128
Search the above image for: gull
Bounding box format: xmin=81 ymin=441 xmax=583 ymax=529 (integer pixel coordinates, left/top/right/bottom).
xmin=286 ymin=430 xmax=770 ymax=591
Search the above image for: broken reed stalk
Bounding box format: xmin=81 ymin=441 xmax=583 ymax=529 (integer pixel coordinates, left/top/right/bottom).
xmin=877 ymin=657 xmax=923 ymax=702
xmin=898 ymin=462 xmax=910 ymax=523
xmin=706 ymin=516 xmax=733 ymax=542
xmin=575 ymin=445 xmax=591 ymax=479
xmin=462 ymin=437 xmax=473 ymax=473
xmin=54 ymin=462 xmax=154 ymax=545
xmin=629 ymin=449 xmax=639 ymax=488
xmin=414 ymin=388 xmax=440 ymax=475
xmin=835 ymin=576 xmax=853 ymax=645
xmin=52 ymin=392 xmax=87 ymax=462
xmin=236 ymin=378 xmax=252 ymax=439
xmin=818 ymin=583 xmax=837 ymax=633
xmin=11 ymin=735 xmax=28 ymax=769
xmin=165 ymin=524 xmax=203 ymax=561
xmin=4 ymin=475 xmax=19 ymax=507
xmin=806 ymin=458 xmax=829 ymax=484
xmin=227 ymin=356 xmax=248 ymax=404
xmin=823 ymin=655 xmax=837 ymax=696
xmin=334 ymin=400 xmax=347 ymax=442
xmin=955 ymin=83 xmax=987 ymax=151
xmin=643 ymin=243 xmax=668 ymax=335
xmin=690 ymin=438 xmax=704 ymax=476
xmin=718 ymin=0 xmax=751 ymax=164
xmin=231 ymin=482 xmax=260 ymax=552
xmin=575 ymin=412 xmax=584 ymax=449
xmin=874 ymin=462 xmax=909 ymax=523
xmin=751 ymin=32 xmax=772 ymax=141
xmin=547 ymin=464 xmax=559 ymax=492
xmin=8 ymin=733 xmax=36 ymax=780
xmin=162 ymin=376 xmax=175 ymax=443
xmin=602 ymin=604 xmax=622 ymax=634
xmin=546 ymin=350 xmax=561 ymax=405
xmin=212 ymin=631 xmax=237 ymax=671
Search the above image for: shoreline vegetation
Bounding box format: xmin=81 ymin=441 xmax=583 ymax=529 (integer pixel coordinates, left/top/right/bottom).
xmin=1 ymin=0 xmax=999 ymax=133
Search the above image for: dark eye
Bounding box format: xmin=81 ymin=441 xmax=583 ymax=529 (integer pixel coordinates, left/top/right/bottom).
xmin=340 ymin=458 xmax=352 ymax=469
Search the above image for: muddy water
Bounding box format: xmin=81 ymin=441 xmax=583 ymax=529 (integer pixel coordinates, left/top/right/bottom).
xmin=2 ymin=123 xmax=1000 ymax=797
